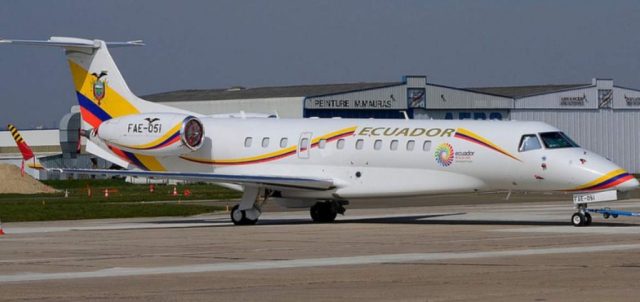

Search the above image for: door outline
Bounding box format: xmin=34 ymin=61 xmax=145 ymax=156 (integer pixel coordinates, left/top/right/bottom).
xmin=297 ymin=132 xmax=313 ymax=159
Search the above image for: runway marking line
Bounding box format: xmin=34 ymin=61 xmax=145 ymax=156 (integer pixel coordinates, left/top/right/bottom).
xmin=1 ymin=243 xmax=640 ymax=283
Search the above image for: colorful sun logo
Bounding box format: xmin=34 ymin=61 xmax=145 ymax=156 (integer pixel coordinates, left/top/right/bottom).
xmin=434 ymin=143 xmax=454 ymax=167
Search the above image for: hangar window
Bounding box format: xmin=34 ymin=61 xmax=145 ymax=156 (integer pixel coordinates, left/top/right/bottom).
xmin=337 ymin=139 xmax=345 ymax=150
xmin=390 ymin=140 xmax=399 ymax=151
xmin=318 ymin=139 xmax=327 ymax=149
xmin=244 ymin=137 xmax=252 ymax=148
xmin=539 ymin=132 xmax=579 ymax=149
xmin=423 ymin=141 xmax=431 ymax=151
xmin=280 ymin=138 xmax=288 ymax=148
xmin=356 ymin=139 xmax=364 ymax=150
xmin=407 ymin=140 xmax=415 ymax=151
xmin=262 ymin=137 xmax=270 ymax=148
xmin=518 ymin=134 xmax=541 ymax=152
xmin=374 ymin=139 xmax=383 ymax=150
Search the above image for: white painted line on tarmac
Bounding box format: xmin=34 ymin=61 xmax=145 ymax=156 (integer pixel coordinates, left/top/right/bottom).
xmin=5 ymin=221 xmax=230 ymax=234
xmin=498 ymin=226 xmax=640 ymax=234
xmin=1 ymin=243 xmax=640 ymax=283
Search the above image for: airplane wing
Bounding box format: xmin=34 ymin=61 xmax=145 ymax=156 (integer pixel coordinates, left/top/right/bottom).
xmin=51 ymin=168 xmax=334 ymax=191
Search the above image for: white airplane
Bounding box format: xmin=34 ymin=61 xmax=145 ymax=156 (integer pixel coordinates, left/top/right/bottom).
xmin=1 ymin=37 xmax=638 ymax=226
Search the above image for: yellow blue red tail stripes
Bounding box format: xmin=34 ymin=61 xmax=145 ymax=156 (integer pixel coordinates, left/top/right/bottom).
xmin=68 ymin=60 xmax=139 ymax=127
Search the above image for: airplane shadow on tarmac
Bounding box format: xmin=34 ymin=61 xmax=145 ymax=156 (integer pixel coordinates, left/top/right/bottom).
xmin=146 ymin=213 xmax=638 ymax=228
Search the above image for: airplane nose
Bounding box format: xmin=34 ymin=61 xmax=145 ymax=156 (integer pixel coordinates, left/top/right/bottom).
xmin=617 ymin=175 xmax=640 ymax=191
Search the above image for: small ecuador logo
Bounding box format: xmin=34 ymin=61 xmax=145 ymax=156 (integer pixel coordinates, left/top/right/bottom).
xmin=91 ymin=71 xmax=108 ymax=105
xmin=434 ymin=143 xmax=454 ymax=167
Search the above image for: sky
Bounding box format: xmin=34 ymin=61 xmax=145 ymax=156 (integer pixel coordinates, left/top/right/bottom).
xmin=1 ymin=0 xmax=639 ymax=128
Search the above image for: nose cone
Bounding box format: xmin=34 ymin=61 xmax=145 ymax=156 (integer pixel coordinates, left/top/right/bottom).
xmin=572 ymin=153 xmax=638 ymax=192
xmin=617 ymin=175 xmax=640 ymax=192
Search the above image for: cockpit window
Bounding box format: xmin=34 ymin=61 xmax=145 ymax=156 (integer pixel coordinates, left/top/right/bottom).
xmin=518 ymin=134 xmax=541 ymax=152
xmin=539 ymin=132 xmax=579 ymax=149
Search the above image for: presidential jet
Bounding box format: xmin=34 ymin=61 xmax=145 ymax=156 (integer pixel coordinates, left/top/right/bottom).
xmin=1 ymin=37 xmax=637 ymax=226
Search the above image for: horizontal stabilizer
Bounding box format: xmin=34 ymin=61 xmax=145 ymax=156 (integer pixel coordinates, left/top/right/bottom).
xmin=0 ymin=36 xmax=143 ymax=48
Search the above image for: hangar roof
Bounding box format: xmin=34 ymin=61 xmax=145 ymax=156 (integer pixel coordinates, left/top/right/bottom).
xmin=144 ymin=82 xmax=593 ymax=102
xmin=466 ymin=84 xmax=589 ymax=98
xmin=145 ymin=82 xmax=399 ymax=102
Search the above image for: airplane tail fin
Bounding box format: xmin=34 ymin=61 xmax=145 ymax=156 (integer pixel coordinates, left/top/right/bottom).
xmin=0 ymin=37 xmax=191 ymax=131
xmin=7 ymin=124 xmax=34 ymax=161
xmin=7 ymin=124 xmax=35 ymax=176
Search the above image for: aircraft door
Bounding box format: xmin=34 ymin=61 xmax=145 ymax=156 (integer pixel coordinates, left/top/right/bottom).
xmin=297 ymin=132 xmax=312 ymax=159
xmin=514 ymin=133 xmax=546 ymax=188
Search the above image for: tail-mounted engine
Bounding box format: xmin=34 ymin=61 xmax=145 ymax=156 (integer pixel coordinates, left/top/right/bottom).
xmin=95 ymin=113 xmax=204 ymax=156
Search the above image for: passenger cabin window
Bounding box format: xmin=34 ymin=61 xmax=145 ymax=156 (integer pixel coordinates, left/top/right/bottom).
xmin=390 ymin=140 xmax=399 ymax=151
xmin=407 ymin=140 xmax=415 ymax=151
xmin=518 ymin=134 xmax=541 ymax=152
xmin=374 ymin=139 xmax=382 ymax=150
xmin=423 ymin=141 xmax=431 ymax=151
xmin=355 ymin=139 xmax=364 ymax=150
xmin=337 ymin=139 xmax=345 ymax=150
xmin=262 ymin=137 xmax=270 ymax=148
xmin=318 ymin=139 xmax=327 ymax=149
xmin=539 ymin=132 xmax=579 ymax=149
xmin=244 ymin=137 xmax=252 ymax=148
xmin=280 ymin=138 xmax=288 ymax=148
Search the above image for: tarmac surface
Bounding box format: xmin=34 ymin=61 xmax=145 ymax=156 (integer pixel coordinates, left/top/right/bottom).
xmin=2 ymin=193 xmax=640 ymax=301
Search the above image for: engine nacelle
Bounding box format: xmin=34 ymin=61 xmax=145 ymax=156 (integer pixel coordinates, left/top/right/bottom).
xmin=95 ymin=113 xmax=204 ymax=156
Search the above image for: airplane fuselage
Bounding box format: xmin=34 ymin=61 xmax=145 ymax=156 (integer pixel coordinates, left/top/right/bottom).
xmin=120 ymin=117 xmax=633 ymax=200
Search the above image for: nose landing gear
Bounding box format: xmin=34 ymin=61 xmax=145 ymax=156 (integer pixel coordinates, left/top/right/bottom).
xmin=571 ymin=203 xmax=592 ymax=227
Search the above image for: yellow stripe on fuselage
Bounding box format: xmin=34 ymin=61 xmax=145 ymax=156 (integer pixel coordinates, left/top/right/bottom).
xmin=311 ymin=126 xmax=357 ymax=144
xmin=182 ymin=126 xmax=357 ymax=164
xmin=456 ymin=128 xmax=520 ymax=161
xmin=572 ymin=169 xmax=627 ymax=191
xmin=122 ymin=123 xmax=182 ymax=150
xmin=211 ymin=145 xmax=298 ymax=164
xmin=68 ymin=60 xmax=139 ymax=118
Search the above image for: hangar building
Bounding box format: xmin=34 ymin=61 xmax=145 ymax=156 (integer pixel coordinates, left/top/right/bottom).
xmin=145 ymin=76 xmax=640 ymax=173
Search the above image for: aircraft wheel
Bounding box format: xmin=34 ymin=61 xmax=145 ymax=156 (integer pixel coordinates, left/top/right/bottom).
xmin=310 ymin=202 xmax=337 ymax=223
xmin=230 ymin=205 xmax=258 ymax=225
xmin=571 ymin=212 xmax=586 ymax=227
xmin=584 ymin=212 xmax=592 ymax=226
xmin=603 ymin=213 xmax=610 ymax=219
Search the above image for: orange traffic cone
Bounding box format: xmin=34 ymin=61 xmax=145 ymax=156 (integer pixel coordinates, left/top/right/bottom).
xmin=149 ymin=184 xmax=155 ymax=193
xmin=104 ymin=189 xmax=109 ymax=198
xmin=0 ymin=219 xmax=5 ymax=236
xmin=183 ymin=189 xmax=191 ymax=197
xmin=172 ymin=186 xmax=178 ymax=197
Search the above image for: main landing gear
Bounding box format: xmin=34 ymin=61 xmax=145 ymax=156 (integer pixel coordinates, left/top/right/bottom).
xmin=571 ymin=203 xmax=592 ymax=227
xmin=230 ymin=187 xmax=266 ymax=226
xmin=310 ymin=200 xmax=347 ymax=223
